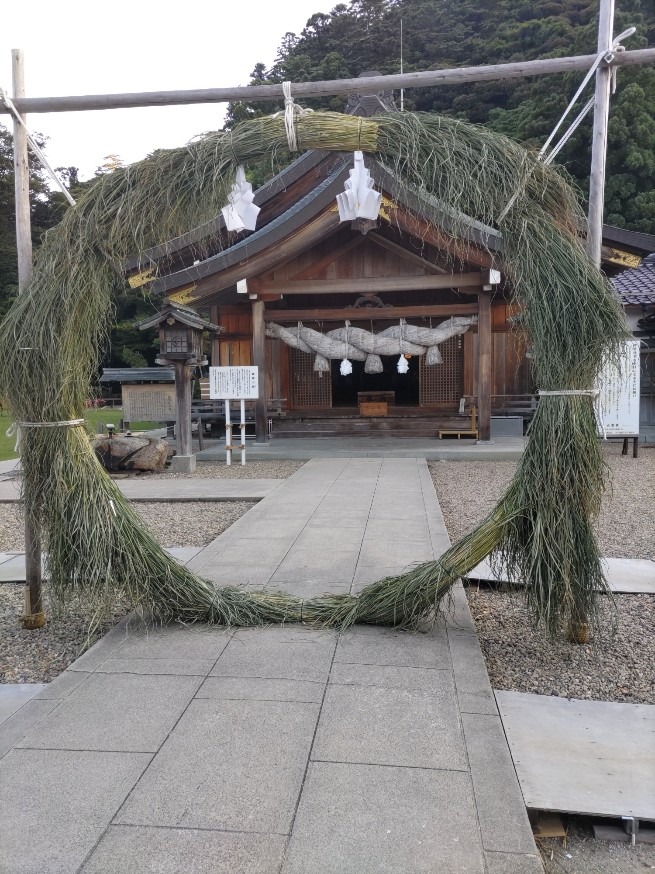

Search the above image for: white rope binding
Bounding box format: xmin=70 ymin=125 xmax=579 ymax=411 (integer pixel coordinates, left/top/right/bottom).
xmin=7 ymin=418 xmax=85 ymax=452
xmin=0 ymin=87 xmax=76 ymax=207
xmin=273 ymin=81 xmax=313 ymax=152
xmin=537 ymin=390 xmax=599 ymax=396
xmin=538 ymin=390 xmax=606 ymax=439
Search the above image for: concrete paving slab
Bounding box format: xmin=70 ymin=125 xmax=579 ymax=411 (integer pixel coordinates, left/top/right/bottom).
xmin=112 ymin=622 xmax=232 ymax=661
xmin=17 ymin=673 xmax=202 ymax=753
xmin=34 ymin=670 xmax=91 ymax=701
xmin=329 ymin=662 xmax=453 ymax=693
xmin=196 ymin=676 xmax=324 ymax=703
xmin=312 ymin=683 xmax=467 ymax=771
xmin=461 ymin=713 xmax=537 ymax=855
xmin=117 ymin=698 xmax=320 ymax=834
xmin=448 ymin=628 xmax=497 ymax=711
xmin=95 ymin=657 xmax=216 ymax=676
xmin=282 ymin=761 xmax=484 ymax=874
xmin=211 ymin=626 xmax=337 ymax=682
xmin=484 ymin=851 xmax=545 ymax=874
xmin=256 ymin=579 xmax=351 ymax=598
xmin=468 ymin=555 xmax=655 ymax=594
xmin=0 ymin=683 xmax=47 ymax=725
xmin=0 ymin=699 xmax=60 ymax=760
xmin=0 ymin=748 xmax=151 ymax=874
xmin=334 ymin=624 xmax=451 ymax=668
xmin=496 ymin=691 xmax=655 ymax=819
xmin=81 ymin=825 xmax=288 ymax=874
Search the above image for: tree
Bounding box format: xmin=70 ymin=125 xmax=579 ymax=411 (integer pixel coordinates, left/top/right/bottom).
xmin=0 ymin=124 xmax=64 ymax=320
xmin=225 ymin=0 xmax=655 ymax=231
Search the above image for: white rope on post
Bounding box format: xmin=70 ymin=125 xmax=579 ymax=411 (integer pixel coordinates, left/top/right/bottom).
xmin=273 ymin=81 xmax=313 ymax=153
xmin=496 ymin=27 xmax=636 ymax=222
xmin=0 ymin=87 xmax=76 ymax=206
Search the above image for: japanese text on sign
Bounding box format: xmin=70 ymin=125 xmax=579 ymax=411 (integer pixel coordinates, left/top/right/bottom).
xmin=209 ymin=366 xmax=259 ymax=400
xmin=596 ymin=340 xmax=640 ymax=437
xmin=122 ymin=385 xmax=176 ymax=422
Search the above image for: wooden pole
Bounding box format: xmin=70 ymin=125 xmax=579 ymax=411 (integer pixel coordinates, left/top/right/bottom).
xmin=12 ymin=50 xmax=44 ymax=628
xmin=586 ymin=0 xmax=616 ymax=266
xmin=210 ymin=304 xmax=221 ymax=366
xmin=173 ymin=360 xmax=194 ymax=471
xmin=1 ymin=48 xmax=653 ymax=116
xmin=477 ymin=292 xmax=492 ymax=442
xmin=251 ymin=300 xmax=268 ymax=444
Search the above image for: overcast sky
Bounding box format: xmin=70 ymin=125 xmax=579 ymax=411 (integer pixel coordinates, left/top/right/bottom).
xmin=1 ymin=0 xmax=325 ymax=179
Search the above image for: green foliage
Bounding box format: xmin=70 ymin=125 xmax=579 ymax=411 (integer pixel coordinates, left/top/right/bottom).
xmin=229 ymin=0 xmax=655 ymax=230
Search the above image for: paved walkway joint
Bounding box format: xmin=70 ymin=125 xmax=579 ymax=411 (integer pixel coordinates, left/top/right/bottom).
xmin=0 ymin=459 xmax=541 ymax=873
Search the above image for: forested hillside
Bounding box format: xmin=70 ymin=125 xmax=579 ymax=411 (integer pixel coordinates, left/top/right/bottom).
xmin=228 ymin=0 xmax=655 ymax=231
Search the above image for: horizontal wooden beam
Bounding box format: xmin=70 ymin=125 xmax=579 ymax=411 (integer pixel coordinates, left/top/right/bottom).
xmin=251 ymin=273 xmax=484 ymax=296
xmin=3 ymin=49 xmax=653 ymax=114
xmin=264 ymin=303 xmax=479 ymax=322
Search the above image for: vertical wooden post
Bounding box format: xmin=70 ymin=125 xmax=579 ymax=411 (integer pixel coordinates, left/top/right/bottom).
xmin=173 ymin=360 xmax=195 ymax=471
xmin=210 ymin=304 xmax=221 ymax=365
xmin=251 ymin=299 xmax=268 ymax=443
xmin=586 ymin=0 xmax=615 ymax=267
xmin=12 ymin=50 xmax=44 ymax=625
xmin=477 ymin=292 xmax=492 ymax=442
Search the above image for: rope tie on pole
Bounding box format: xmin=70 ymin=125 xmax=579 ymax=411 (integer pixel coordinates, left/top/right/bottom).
xmin=0 ymin=87 xmax=76 ymax=207
xmin=7 ymin=418 xmax=85 ymax=452
xmin=273 ymin=81 xmax=314 ymax=152
xmin=496 ymin=27 xmax=636 ymax=222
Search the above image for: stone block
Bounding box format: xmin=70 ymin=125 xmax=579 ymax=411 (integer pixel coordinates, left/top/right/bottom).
xmin=196 ymin=676 xmax=324 ymax=703
xmin=461 ymin=712 xmax=537 ymax=855
xmin=334 ymin=624 xmax=451 ymax=668
xmin=484 ymin=851 xmax=545 ymax=874
xmin=170 ymin=453 xmax=196 ymax=474
xmin=312 ymin=683 xmax=467 ymax=771
xmin=283 ymin=762 xmax=484 ymax=873
xmin=117 ymin=698 xmax=319 ymax=833
xmin=212 ymin=625 xmax=337 ymax=683
xmin=18 ymin=673 xmax=202 ymax=753
xmin=81 ymin=825 xmax=288 ymax=873
xmin=0 ymin=748 xmax=151 ymax=873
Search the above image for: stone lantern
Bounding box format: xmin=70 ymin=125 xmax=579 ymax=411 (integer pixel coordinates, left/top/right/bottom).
xmin=140 ymin=303 xmax=220 ymax=473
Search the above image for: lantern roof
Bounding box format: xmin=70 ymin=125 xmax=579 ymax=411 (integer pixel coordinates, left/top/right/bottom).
xmin=138 ymin=302 xmax=221 ymax=334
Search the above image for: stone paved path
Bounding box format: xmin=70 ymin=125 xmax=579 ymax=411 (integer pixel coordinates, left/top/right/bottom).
xmin=0 ymin=458 xmax=541 ymax=873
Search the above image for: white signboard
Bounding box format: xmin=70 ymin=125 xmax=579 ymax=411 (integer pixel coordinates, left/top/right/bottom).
xmin=209 ymin=366 xmax=259 ymax=400
xmin=596 ymin=340 xmax=640 ymax=437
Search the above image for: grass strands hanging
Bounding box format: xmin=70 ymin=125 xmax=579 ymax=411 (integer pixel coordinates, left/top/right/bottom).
xmin=0 ymin=110 xmax=628 ymax=639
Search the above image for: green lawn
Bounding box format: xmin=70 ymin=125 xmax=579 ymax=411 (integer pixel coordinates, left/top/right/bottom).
xmin=0 ymin=409 xmax=159 ymax=462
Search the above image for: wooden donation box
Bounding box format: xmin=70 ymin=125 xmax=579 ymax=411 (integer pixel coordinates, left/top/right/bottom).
xmin=358 ymin=391 xmax=394 ymax=417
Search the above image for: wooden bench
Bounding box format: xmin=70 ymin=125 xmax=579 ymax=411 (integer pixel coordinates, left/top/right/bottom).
xmin=438 ymin=406 xmax=479 ymax=440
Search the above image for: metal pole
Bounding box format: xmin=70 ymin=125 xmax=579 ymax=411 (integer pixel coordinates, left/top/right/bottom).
xmin=586 ymin=0 xmax=616 ymax=266
xmin=12 ymin=49 xmax=44 ymax=629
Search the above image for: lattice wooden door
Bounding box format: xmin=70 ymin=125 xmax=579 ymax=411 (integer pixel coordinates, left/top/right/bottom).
xmin=419 ymin=335 xmax=463 ymax=405
xmin=290 ymin=349 xmax=332 ymax=407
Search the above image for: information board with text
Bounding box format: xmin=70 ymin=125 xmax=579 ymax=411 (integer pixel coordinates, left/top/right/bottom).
xmin=596 ymin=340 xmax=640 ymax=437
xmin=209 ymin=366 xmax=259 ymax=400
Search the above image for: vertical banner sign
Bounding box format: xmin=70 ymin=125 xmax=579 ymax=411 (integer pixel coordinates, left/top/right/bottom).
xmin=209 ymin=366 xmax=259 ymax=399
xmin=596 ymin=340 xmax=640 ymax=437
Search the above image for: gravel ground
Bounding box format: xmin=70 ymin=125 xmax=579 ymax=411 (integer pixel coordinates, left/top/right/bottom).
xmin=144 ymin=459 xmax=305 ymax=480
xmin=0 ymin=459 xmax=304 ymax=682
xmin=429 ymin=444 xmax=655 ymax=705
xmin=432 ymin=445 xmax=655 ymax=871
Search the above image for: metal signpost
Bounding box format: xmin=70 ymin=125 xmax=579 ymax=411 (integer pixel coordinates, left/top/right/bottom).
xmin=209 ymin=366 xmax=259 ymax=465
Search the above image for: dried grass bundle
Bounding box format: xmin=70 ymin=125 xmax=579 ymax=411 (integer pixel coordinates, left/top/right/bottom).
xmin=0 ymin=110 xmax=627 ymax=637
